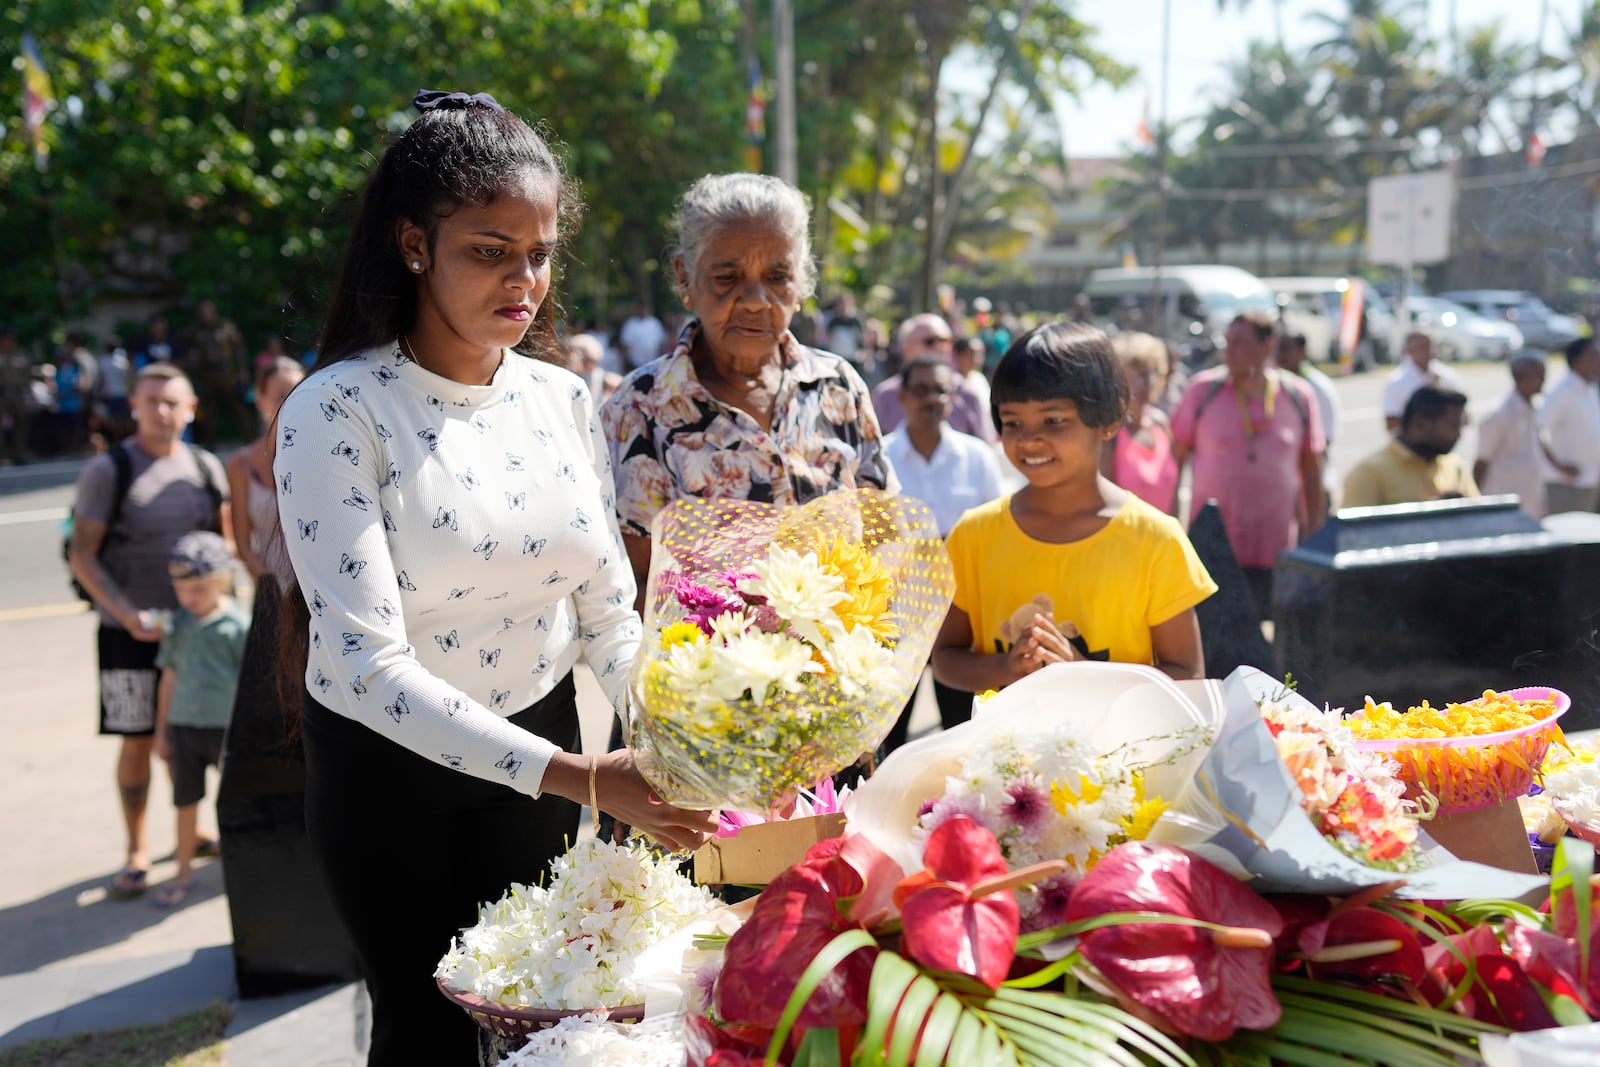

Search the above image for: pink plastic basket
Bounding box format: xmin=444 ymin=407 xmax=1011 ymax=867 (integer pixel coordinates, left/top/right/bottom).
xmin=435 ymin=977 xmax=645 ymax=1040
xmin=1351 ymin=687 xmax=1570 ymax=814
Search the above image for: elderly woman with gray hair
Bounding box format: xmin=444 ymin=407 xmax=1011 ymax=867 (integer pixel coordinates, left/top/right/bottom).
xmin=599 ymin=173 xmax=896 ymax=597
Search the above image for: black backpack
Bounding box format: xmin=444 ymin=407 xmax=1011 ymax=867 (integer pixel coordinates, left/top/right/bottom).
xmin=64 ymin=444 xmax=224 ymax=603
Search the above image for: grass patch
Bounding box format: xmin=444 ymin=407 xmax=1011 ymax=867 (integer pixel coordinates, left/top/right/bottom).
xmin=0 ymin=1003 xmax=231 ymax=1067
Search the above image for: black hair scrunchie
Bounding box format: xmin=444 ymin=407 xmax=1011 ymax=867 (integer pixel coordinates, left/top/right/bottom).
xmin=413 ymin=88 xmax=504 ymax=113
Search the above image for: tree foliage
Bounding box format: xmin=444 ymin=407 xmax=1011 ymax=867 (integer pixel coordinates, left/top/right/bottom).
xmin=0 ymin=0 xmax=746 ymax=346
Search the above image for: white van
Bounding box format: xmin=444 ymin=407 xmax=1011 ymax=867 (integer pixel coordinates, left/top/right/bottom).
xmin=1259 ymin=275 xmax=1396 ymax=370
xmin=1081 ymin=265 xmax=1279 ymax=368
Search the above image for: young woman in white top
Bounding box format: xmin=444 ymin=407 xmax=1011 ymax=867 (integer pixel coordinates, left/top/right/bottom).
xmin=226 ymin=355 xmax=303 ymax=579
xmin=273 ymin=90 xmax=714 ymax=1066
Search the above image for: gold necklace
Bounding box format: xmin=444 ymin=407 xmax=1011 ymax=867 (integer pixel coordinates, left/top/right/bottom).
xmin=398 ymin=333 xmax=426 ymax=372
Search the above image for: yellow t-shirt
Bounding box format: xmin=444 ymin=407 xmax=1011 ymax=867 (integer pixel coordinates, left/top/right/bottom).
xmin=946 ymin=493 xmax=1218 ymax=666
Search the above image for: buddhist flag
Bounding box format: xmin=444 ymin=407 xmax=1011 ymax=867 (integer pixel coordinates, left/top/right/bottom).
xmin=1135 ymin=96 xmax=1153 ymax=150
xmin=744 ymin=57 xmax=766 ymax=173
xmin=1337 ymin=279 xmax=1366 ymax=376
xmin=1526 ymin=131 xmax=1546 ymax=168
xmin=20 ymin=32 xmax=53 ymax=171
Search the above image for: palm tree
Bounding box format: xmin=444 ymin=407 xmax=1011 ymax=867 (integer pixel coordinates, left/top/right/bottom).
xmin=1442 ymin=23 xmax=1533 ymax=156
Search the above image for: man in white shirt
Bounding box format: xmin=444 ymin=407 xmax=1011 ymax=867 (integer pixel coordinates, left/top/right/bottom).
xmin=881 ymin=355 xmax=1002 ymax=751
xmin=1541 ymin=337 xmax=1600 ymax=514
xmin=1276 ymin=330 xmax=1341 ymax=511
xmin=1475 ymin=354 xmax=1574 ymax=518
xmin=618 ymin=304 xmax=667 ymax=372
xmin=1383 ymin=331 xmax=1465 ymax=432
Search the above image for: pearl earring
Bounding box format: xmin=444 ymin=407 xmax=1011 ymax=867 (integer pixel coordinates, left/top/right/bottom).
xmin=410 ymin=260 xmax=422 ymax=272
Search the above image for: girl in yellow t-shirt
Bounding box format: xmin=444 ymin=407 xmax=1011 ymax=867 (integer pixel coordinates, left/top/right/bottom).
xmin=932 ymin=322 xmax=1217 ymax=691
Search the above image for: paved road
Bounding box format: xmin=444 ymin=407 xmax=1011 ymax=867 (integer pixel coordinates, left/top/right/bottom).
xmin=0 ymin=356 xmax=1540 ymax=1059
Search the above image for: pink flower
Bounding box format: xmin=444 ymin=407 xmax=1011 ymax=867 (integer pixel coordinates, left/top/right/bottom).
xmin=1000 ymin=773 xmax=1051 ymax=836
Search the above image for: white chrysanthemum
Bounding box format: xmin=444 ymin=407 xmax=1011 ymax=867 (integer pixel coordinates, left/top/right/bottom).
xmin=823 ymin=624 xmax=897 ymax=698
xmin=1031 ymin=725 xmax=1099 ymax=788
xmin=707 ymin=630 xmax=816 ymax=703
xmin=1042 ymin=798 xmax=1122 ymax=871
xmin=657 ymin=637 xmax=720 ymax=697
xmin=737 ymin=545 xmax=848 ymax=645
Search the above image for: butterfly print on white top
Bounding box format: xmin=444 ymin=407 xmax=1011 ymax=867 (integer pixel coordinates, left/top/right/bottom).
xmin=274 ymin=347 xmax=640 ymax=797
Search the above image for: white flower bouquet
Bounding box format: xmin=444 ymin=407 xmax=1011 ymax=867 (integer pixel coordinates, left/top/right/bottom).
xmin=630 ymin=489 xmax=954 ymax=812
xmin=435 ymin=839 xmax=720 ymax=1016
xmin=846 ymin=662 xmax=1219 ymax=929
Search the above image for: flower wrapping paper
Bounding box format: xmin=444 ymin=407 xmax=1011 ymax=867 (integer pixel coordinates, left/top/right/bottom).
xmin=1171 ymin=666 xmax=1548 ymax=899
xmin=630 ymin=489 xmax=954 ymax=811
xmin=846 ymin=661 xmax=1546 ymax=904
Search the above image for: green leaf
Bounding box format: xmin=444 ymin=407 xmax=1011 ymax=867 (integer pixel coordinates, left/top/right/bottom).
xmin=912 ymin=992 xmax=963 ymax=1067
xmin=1552 ymin=838 xmax=1595 ymax=980
xmin=1273 ymin=992 xmax=1483 ymax=1058
xmin=793 ymin=1026 xmax=843 ymax=1067
xmin=1001 ymin=954 xmax=1079 ymax=990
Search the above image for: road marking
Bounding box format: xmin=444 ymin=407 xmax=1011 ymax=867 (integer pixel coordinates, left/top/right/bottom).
xmin=0 ymin=602 xmax=89 ymax=623
xmin=0 ymin=507 xmax=69 ymax=527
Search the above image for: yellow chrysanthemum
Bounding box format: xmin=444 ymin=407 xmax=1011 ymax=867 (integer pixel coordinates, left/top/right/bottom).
xmin=660 ymin=621 xmax=706 ymax=650
xmin=1051 ymin=774 xmax=1104 ymax=813
xmin=1123 ymin=796 xmax=1169 ymax=841
xmin=814 ymin=537 xmax=897 ymax=641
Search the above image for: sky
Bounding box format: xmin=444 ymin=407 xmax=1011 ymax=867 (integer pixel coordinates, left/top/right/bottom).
xmin=1044 ymin=0 xmax=1578 ymax=157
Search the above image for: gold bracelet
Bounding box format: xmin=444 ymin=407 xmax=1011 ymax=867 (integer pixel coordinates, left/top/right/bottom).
xmin=588 ymin=755 xmax=600 ymax=837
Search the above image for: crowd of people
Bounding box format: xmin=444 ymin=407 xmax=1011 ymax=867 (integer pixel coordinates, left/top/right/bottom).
xmin=0 ymin=305 xmax=295 ymax=464
xmin=50 ymin=89 xmax=1600 ymax=1066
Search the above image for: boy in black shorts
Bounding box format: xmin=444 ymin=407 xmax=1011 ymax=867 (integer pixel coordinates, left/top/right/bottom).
xmin=152 ymin=531 xmax=249 ymax=908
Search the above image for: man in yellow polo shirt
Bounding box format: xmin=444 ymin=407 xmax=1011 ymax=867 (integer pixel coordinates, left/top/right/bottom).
xmin=1342 ymin=385 xmax=1479 ymax=508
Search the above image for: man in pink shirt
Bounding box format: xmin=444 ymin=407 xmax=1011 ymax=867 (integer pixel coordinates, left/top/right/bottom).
xmin=1172 ymin=310 xmax=1327 ymax=617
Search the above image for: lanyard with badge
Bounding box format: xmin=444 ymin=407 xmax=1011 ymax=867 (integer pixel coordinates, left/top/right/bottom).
xmin=1235 ymin=371 xmax=1278 ymax=463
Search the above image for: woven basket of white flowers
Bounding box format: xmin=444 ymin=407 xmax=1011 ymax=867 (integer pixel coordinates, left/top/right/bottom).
xmin=435 ymin=838 xmax=721 ymax=1039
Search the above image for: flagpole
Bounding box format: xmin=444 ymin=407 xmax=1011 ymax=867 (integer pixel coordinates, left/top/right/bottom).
xmin=1151 ymin=0 xmax=1171 ymax=340
xmin=773 ymin=0 xmax=797 ymax=186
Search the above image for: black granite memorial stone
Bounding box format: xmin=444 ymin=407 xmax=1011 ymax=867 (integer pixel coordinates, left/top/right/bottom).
xmin=1274 ymin=496 xmax=1600 ymax=730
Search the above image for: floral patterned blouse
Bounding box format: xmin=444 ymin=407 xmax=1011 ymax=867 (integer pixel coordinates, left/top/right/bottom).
xmin=599 ymin=321 xmax=897 ymax=538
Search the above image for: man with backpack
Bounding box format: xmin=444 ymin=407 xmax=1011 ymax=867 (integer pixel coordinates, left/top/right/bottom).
xmin=1171 ymin=310 xmax=1327 ymax=619
xmin=67 ymin=363 xmax=230 ymax=899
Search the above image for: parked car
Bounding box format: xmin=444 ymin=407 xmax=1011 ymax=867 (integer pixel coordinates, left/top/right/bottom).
xmin=1081 ymin=265 xmax=1279 ymax=369
xmin=1403 ymin=296 xmax=1524 ymax=361
xmin=1259 ymin=275 xmax=1396 ymax=370
xmin=1438 ymin=289 xmax=1581 ymax=351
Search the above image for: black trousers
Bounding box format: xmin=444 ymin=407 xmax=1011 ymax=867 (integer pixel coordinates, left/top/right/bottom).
xmin=883 ymin=668 xmax=973 ymax=754
xmin=301 ymin=675 xmax=580 ymax=1067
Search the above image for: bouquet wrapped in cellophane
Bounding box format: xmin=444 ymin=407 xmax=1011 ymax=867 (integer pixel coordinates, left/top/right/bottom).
xmin=629 ymin=489 xmax=954 ymax=812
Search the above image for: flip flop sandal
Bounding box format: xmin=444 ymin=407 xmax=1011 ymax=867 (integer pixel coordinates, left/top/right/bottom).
xmin=195 ymin=838 xmax=221 ymax=858
xmin=108 ymin=866 xmax=149 ymax=899
xmin=153 ymin=881 xmax=196 ymax=909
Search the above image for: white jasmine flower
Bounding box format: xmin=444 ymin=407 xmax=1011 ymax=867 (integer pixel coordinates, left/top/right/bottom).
xmin=437 ymin=839 xmax=718 ymax=1011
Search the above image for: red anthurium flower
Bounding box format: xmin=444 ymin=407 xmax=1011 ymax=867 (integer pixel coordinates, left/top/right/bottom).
xmin=1506 ymin=919 xmax=1600 ymax=1016
xmin=684 ymin=1013 xmax=784 ymax=1067
xmin=1063 ymin=842 xmax=1284 ymax=1042
xmin=837 ymin=833 xmax=904 ymax=928
xmin=1300 ymin=907 xmax=1427 ymax=985
xmin=1423 ymin=923 xmax=1558 ymax=1031
xmin=893 ymin=817 xmax=1020 ymax=991
xmin=715 ymin=839 xmax=877 ymax=1032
